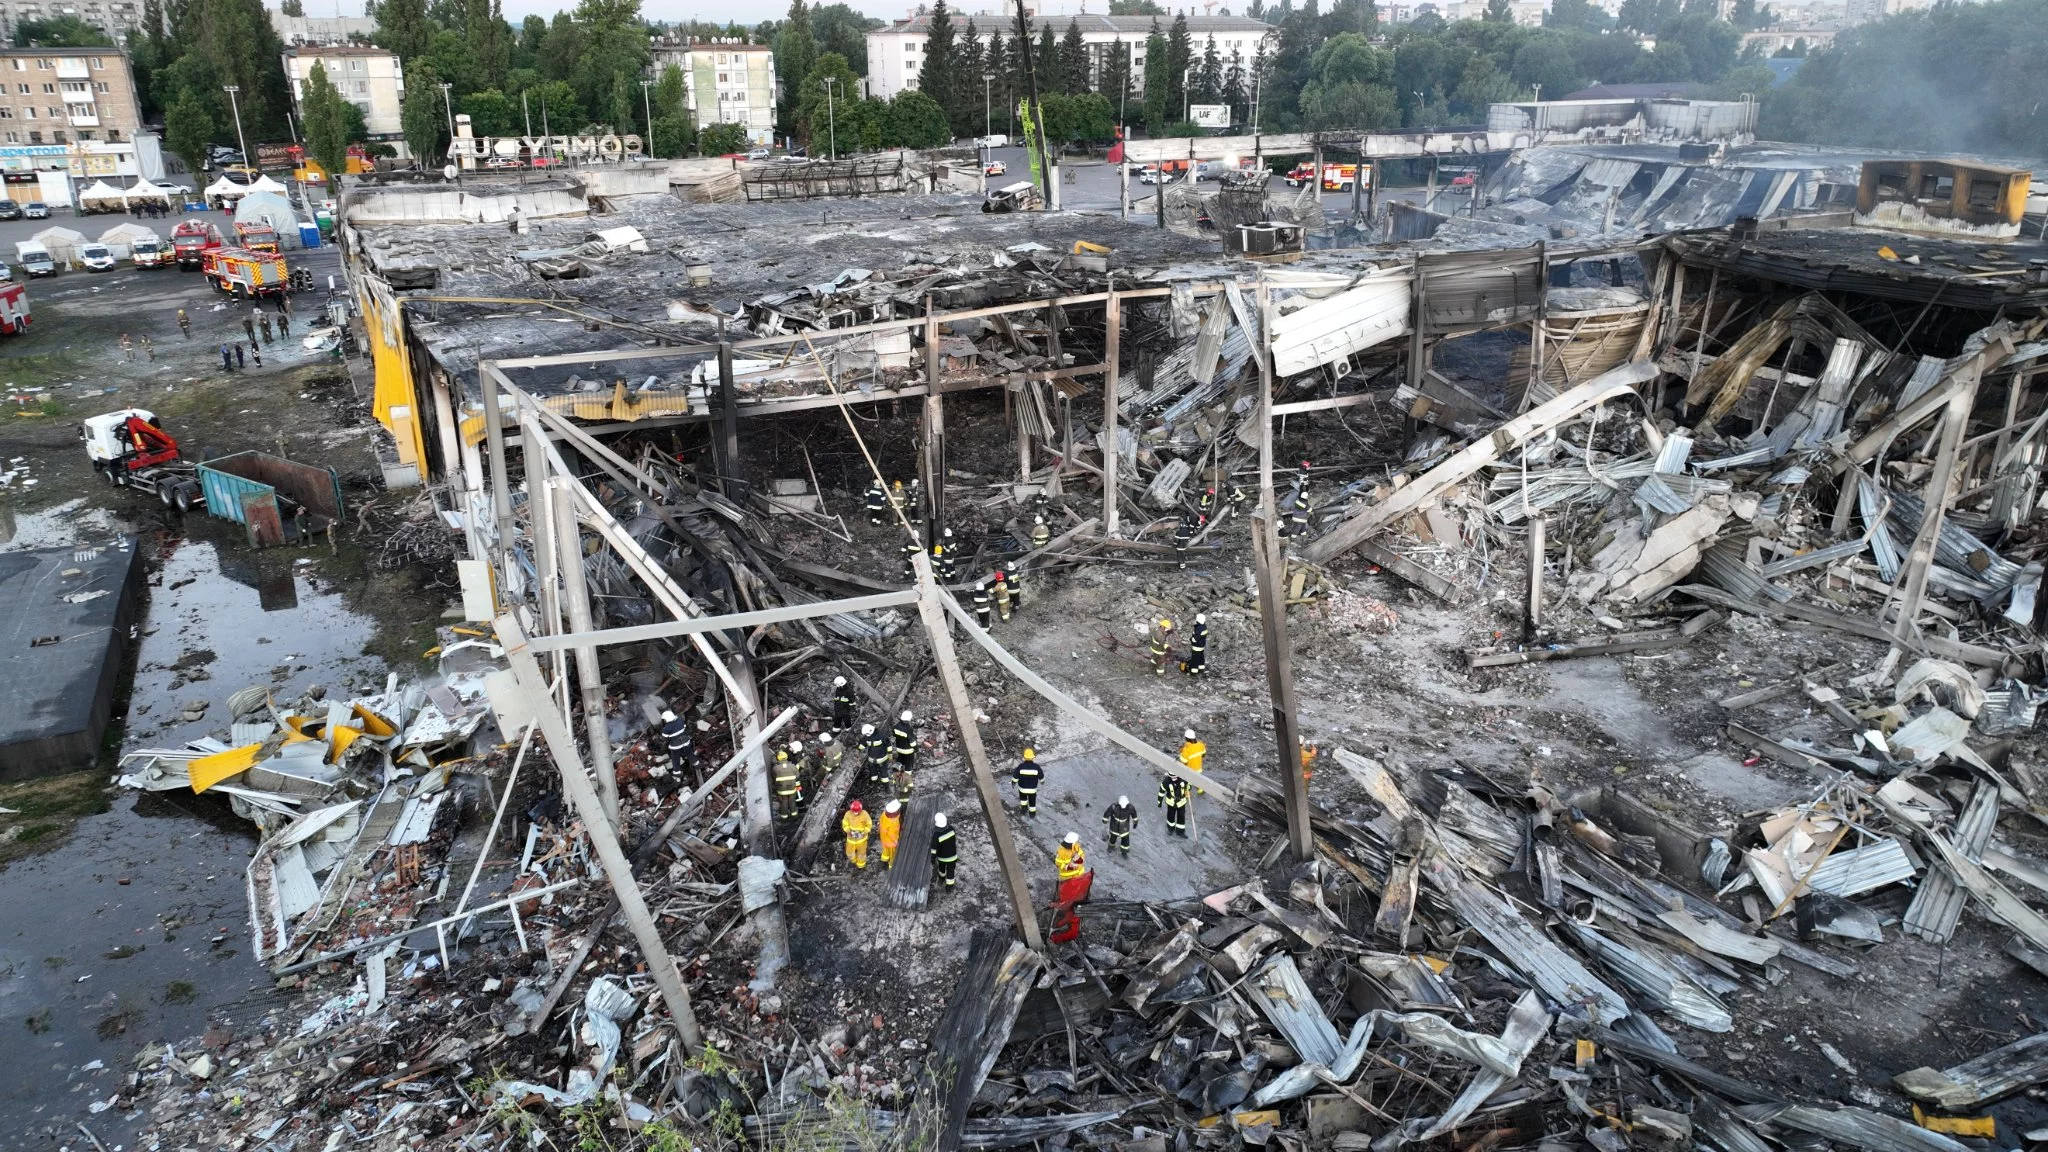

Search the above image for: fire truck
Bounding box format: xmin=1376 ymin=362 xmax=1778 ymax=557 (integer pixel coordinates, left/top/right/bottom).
xmin=1284 ymin=162 xmax=1367 ymax=191
xmin=200 ymin=247 xmax=289 ymax=297
xmin=171 ymin=219 xmax=224 ymax=268
xmin=234 ymin=221 xmax=281 ymax=253
xmin=0 ymin=281 xmax=29 ymax=336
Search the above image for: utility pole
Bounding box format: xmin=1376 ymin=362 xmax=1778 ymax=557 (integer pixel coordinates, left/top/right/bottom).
xmin=640 ymin=78 xmax=655 ymax=155
xmin=438 ymin=81 xmax=460 ymax=182
xmin=1253 ymin=273 xmax=1313 ymax=862
xmin=982 ymin=73 xmax=993 ymax=196
xmin=522 ymin=89 xmax=532 ymax=136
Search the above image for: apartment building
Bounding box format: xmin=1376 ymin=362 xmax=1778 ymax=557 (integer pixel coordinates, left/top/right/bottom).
xmin=284 ymin=45 xmax=404 ymax=140
xmin=270 ymin=9 xmax=376 ymax=45
xmin=0 ymin=47 xmax=143 ymax=147
xmin=649 ymin=38 xmax=775 ymax=147
xmin=0 ymin=0 xmax=141 ymax=44
xmin=864 ymin=13 xmax=1275 ymax=102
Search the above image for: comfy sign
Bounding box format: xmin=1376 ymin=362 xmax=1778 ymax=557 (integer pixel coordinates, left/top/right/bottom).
xmin=449 ymin=134 xmax=645 ymax=160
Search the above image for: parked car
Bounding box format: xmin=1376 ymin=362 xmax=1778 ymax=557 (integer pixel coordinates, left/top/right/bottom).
xmin=78 ymin=242 xmax=117 ymax=272
xmin=984 ymin=159 xmax=1006 ymax=176
xmin=24 ymin=201 xmax=49 ymax=219
xmin=1449 ymin=172 xmax=1476 ymax=187
xmin=745 ymin=147 xmax=771 ymax=160
xmin=0 ymin=200 xmax=19 ymax=220
xmin=483 ymin=157 xmax=524 ymax=169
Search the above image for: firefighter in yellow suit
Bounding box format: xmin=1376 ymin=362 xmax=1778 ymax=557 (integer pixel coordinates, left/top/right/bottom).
xmin=1178 ymin=729 xmax=1207 ymax=794
xmin=878 ymin=799 xmax=903 ymax=866
xmin=1054 ymin=832 xmax=1089 ymax=880
xmin=842 ymin=799 xmax=873 ymax=869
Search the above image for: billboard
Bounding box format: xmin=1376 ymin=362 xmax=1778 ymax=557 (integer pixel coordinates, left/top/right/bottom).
xmin=1189 ymin=104 xmax=1231 ymax=129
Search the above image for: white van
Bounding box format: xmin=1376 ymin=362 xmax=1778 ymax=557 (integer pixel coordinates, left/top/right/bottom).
xmin=15 ymin=241 xmax=55 ymax=276
xmin=78 ymin=242 xmax=116 ymax=272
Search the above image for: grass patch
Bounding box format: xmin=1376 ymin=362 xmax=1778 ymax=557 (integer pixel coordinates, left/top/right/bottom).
xmin=163 ymin=980 xmax=196 ymax=1005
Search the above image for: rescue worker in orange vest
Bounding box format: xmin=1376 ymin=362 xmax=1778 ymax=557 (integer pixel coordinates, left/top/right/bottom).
xmin=1055 ymin=832 xmax=1089 ymax=881
xmin=842 ymin=800 xmax=873 ymax=869
xmin=878 ymin=799 xmax=904 ymax=866
xmin=1013 ymin=747 xmax=1043 ymax=815
xmin=1178 ymin=729 xmax=1207 ymax=793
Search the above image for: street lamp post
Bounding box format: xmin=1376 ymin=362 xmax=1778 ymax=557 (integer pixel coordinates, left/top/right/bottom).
xmin=1183 ymin=66 xmax=1191 ymax=123
xmin=821 ymin=76 xmax=838 ymax=161
xmin=438 ymin=81 xmax=459 ymax=180
xmin=640 ymin=78 xmax=655 ymax=157
xmin=982 ymin=74 xmax=993 ymax=195
xmin=221 ymin=84 xmax=249 ymax=168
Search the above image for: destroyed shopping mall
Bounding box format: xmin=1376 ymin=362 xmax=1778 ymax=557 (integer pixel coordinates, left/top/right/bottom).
xmin=69 ymin=117 xmax=2048 ymax=1152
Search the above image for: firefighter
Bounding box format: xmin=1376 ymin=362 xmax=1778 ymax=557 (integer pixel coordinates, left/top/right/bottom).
xmin=242 ymin=312 xmax=256 ymax=343
xmin=773 ymin=747 xmax=804 ymax=820
xmin=1013 ymin=747 xmax=1042 ymax=815
xmin=1178 ymin=729 xmax=1207 ymax=790
xmin=277 ymin=310 xmax=289 ymax=337
xmin=1158 ymin=774 xmax=1191 ymax=838
xmin=1146 ymin=618 xmax=1175 ymax=675
xmin=1229 ymin=484 xmax=1250 ymax=511
xmin=891 ymin=710 xmax=918 ymax=795
xmin=816 ymin=731 xmax=846 ymax=778
xmin=831 ymin=676 xmax=856 ymax=732
xmin=1103 ymin=795 xmax=1138 ymax=854
xmin=861 ymin=723 xmax=891 ymax=786
xmin=930 ymin=811 xmax=959 ymax=889
xmin=972 ymin=579 xmax=993 ymax=629
xmin=787 ymin=739 xmax=816 ymax=803
xmin=1055 ymin=832 xmax=1089 ymax=880
xmin=259 ymin=311 xmax=274 ymax=345
xmin=1198 ymin=486 xmax=1217 ymax=519
xmin=901 ymin=529 xmax=924 ymax=581
xmin=1300 ymin=741 xmax=1318 ymax=782
xmin=1172 ymin=511 xmax=1202 ymax=569
xmin=992 ymin=570 xmax=1013 ymax=621
xmin=177 ymin=308 xmax=190 ymax=338
xmin=888 ymin=479 xmax=907 ymax=514
xmin=1184 ymin=613 xmax=1209 ymax=676
xmin=842 ymin=800 xmax=873 ymax=869
xmin=865 ymin=481 xmax=888 ymax=524
xmin=1030 ymin=515 xmax=1050 ymax=548
xmin=1007 ymin=566 xmax=1026 ymax=611
xmin=933 ymin=543 xmax=957 ymax=584
xmin=658 ymin=709 xmax=694 ymax=779
xmin=878 ymin=799 xmax=903 ymax=865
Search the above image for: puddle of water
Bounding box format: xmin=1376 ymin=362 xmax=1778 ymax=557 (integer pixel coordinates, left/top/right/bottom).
xmin=0 ymin=498 xmax=127 ymax=552
xmin=0 ymin=533 xmax=389 ymax=1145
xmin=128 ymin=537 xmax=385 ymax=747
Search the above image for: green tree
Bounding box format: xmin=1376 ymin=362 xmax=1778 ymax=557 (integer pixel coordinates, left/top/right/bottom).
xmin=918 ymin=0 xmax=957 ymax=122
xmin=1654 ymin=12 xmax=1739 ymax=80
xmin=1195 ymin=34 xmax=1221 ymax=102
xmin=280 ymin=0 xmax=304 ymax=14
xmin=372 ymin=0 xmax=432 ymax=62
xmin=654 ymin=60 xmax=686 ymax=122
xmin=774 ymin=0 xmax=816 ymax=138
xmin=650 ymin=113 xmax=694 ymax=157
xmin=1034 ymin=22 xmax=1058 ymax=96
xmin=1165 ymin=11 xmax=1191 ymax=118
xmin=173 ymin=0 xmax=292 ymax=138
xmin=402 ymin=60 xmax=447 ymax=164
xmin=301 ymin=61 xmax=349 ymax=189
xmin=524 ymin=78 xmax=583 ymax=133
xmin=164 ymin=87 xmax=215 ymax=174
xmin=1297 ymin=32 xmax=1397 ymax=128
xmin=700 ymin=120 xmax=749 ymax=154
xmin=1545 ymin=0 xmax=1595 ymax=29
xmin=516 ymin=14 xmax=545 ymax=65
xmin=1108 ymin=0 xmax=1164 ymax=11
xmin=538 ymin=13 xmax=582 ymax=82
xmin=812 ymin=4 xmax=879 ymax=73
xmin=883 ymin=88 xmax=951 ymax=147
xmin=797 ymin=51 xmax=860 ymax=153
xmin=1511 ymin=34 xmax=1583 ymax=94
xmin=957 ymin=19 xmax=984 ymax=134
xmin=460 ymin=87 xmax=519 ymax=135
xmin=1059 ymin=18 xmax=1089 ymax=94
xmin=1222 ymin=45 xmax=1245 ymax=119
xmin=1484 ymin=0 xmax=1513 ymax=22
xmin=1141 ymin=25 xmax=1168 ymax=133
xmin=11 ymin=14 xmax=113 ymax=45
xmin=1101 ymin=39 xmax=1133 ymax=123
xmin=1039 ymin=90 xmax=1114 ymax=141
xmin=463 ymin=0 xmax=510 ymax=92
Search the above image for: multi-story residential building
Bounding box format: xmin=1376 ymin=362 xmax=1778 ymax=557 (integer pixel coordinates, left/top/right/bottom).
xmin=270 ymin=10 xmax=375 ymax=46
xmin=1407 ymin=0 xmax=1546 ymax=23
xmin=284 ymin=45 xmax=405 ymax=144
xmin=649 ymin=38 xmax=775 ymax=147
xmin=0 ymin=46 xmax=142 ymax=146
xmin=864 ymin=13 xmax=1276 ymax=103
xmin=0 ymin=0 xmax=142 ymax=45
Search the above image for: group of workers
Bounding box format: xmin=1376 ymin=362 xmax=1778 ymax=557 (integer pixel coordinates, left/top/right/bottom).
xmin=864 ymin=479 xmax=1048 ymax=633
xmin=1142 ymin=613 xmax=1211 ymax=676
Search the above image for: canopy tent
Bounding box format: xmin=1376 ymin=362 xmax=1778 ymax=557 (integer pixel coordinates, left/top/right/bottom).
xmin=234 ymin=191 xmax=302 ymax=248
xmin=31 ymin=226 xmax=87 ymax=264
xmin=97 ymin=223 xmax=158 ymax=258
xmin=123 ymin=180 xmax=176 ymax=202
xmin=247 ymin=174 xmax=288 ymax=194
xmin=204 ymin=175 xmax=253 ymax=202
xmin=77 ymin=180 xmax=131 ymax=211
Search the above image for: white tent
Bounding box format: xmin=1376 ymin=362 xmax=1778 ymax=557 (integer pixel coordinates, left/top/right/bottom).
xmin=31 ymin=226 xmax=87 ymax=264
xmin=123 ymin=180 xmax=175 ymax=202
xmin=247 ymin=174 xmax=288 ymax=195
xmin=77 ymin=180 xmax=130 ymax=212
xmin=204 ymin=175 xmax=252 ymax=202
xmin=97 ymin=223 xmax=158 ymax=259
xmin=234 ymin=191 xmax=302 ymax=249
